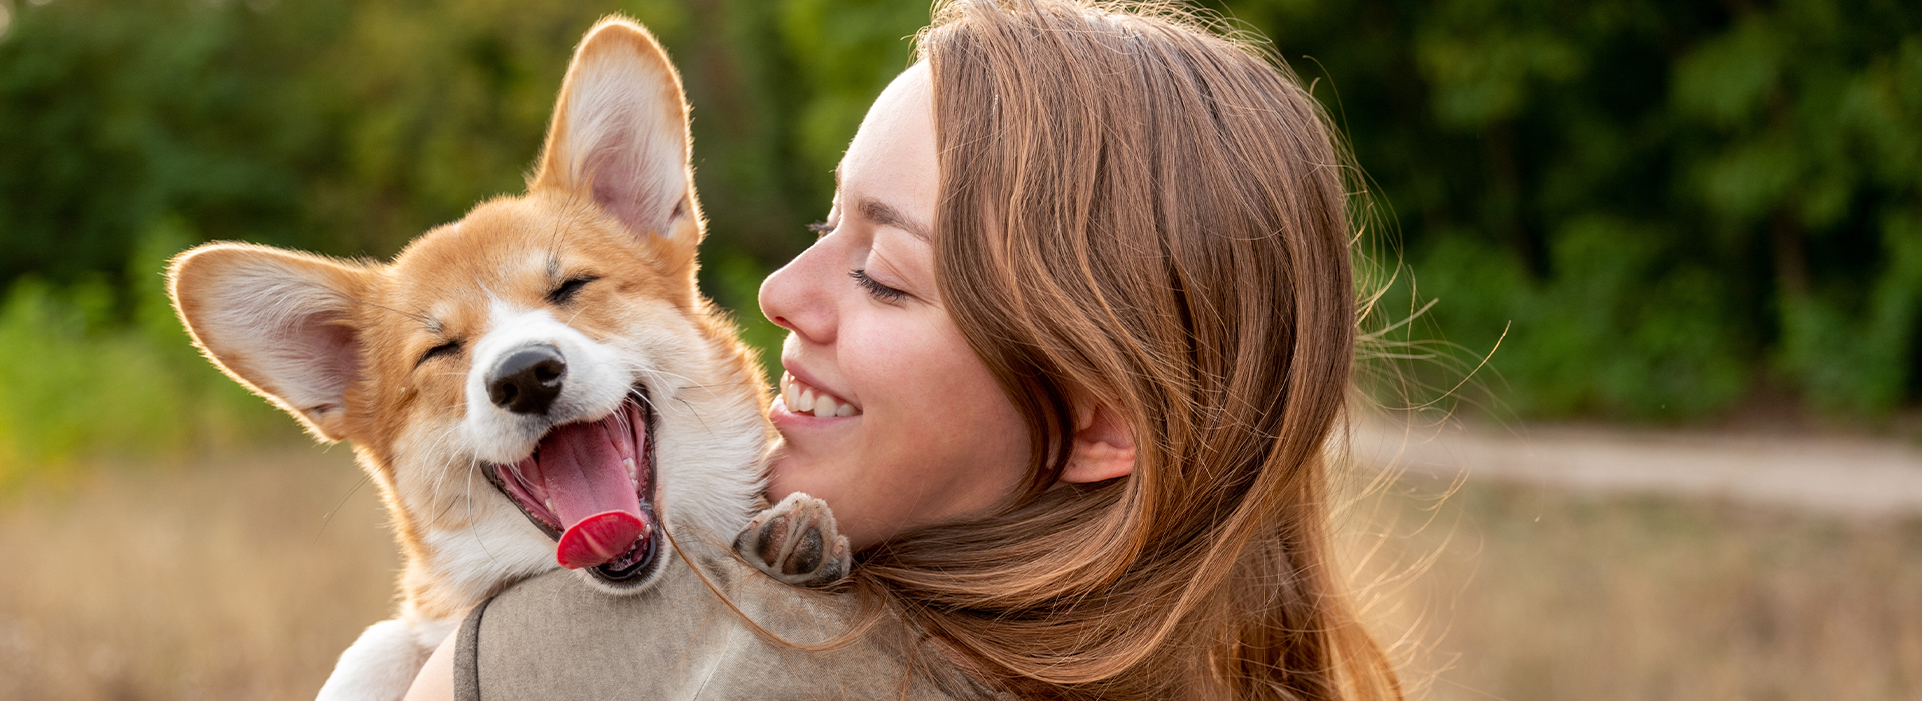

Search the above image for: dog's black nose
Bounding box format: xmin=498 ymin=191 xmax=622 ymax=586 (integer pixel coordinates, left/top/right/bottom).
xmin=488 ymin=344 xmax=566 ymax=415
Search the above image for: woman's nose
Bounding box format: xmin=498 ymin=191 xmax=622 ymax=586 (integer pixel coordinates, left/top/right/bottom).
xmin=758 ymin=238 xmax=837 ymax=346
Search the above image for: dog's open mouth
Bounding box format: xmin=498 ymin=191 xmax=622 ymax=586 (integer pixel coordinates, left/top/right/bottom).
xmin=486 ymin=391 xmax=659 ymax=583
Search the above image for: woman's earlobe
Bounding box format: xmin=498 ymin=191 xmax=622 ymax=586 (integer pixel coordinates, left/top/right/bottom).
xmin=1060 ymin=399 xmax=1136 ymax=484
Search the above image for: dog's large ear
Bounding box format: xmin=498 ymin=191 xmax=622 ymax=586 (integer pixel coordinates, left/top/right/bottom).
xmin=532 ymin=17 xmax=701 ymax=267
xmin=169 ymin=243 xmax=373 ymax=442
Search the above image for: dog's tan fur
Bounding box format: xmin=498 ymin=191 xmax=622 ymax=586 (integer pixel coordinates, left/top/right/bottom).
xmin=170 ymin=18 xmax=783 ymax=700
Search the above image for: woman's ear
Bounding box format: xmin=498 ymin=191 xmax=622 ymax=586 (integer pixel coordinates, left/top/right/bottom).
xmin=1060 ymin=396 xmax=1136 ymax=484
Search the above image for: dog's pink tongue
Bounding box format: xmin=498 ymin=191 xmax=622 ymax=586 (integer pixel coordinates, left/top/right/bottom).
xmin=557 ymin=511 xmax=648 ymax=570
xmin=536 ymin=420 xmax=647 ymax=569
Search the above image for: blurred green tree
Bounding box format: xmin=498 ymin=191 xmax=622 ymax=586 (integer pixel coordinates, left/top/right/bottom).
xmin=0 ymin=0 xmax=1918 ymax=463
xmin=1227 ymin=0 xmax=1922 ymax=419
xmin=0 ymin=0 xmax=922 ymax=279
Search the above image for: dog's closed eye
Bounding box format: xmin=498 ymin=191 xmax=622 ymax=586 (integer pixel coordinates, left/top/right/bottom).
xmin=548 ymin=276 xmax=599 ymax=305
xmin=418 ymin=340 xmax=462 ymax=367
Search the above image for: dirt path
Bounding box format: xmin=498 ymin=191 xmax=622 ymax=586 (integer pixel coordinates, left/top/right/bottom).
xmin=1352 ymin=419 xmax=1922 ymax=518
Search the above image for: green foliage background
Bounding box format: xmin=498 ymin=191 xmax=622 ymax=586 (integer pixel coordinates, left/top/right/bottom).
xmin=1238 ymin=0 xmax=1922 ymax=421
xmin=0 ymin=0 xmax=1917 ymax=479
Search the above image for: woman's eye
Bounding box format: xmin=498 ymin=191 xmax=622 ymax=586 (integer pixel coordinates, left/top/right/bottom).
xmin=849 ymin=269 xmax=908 ymax=302
xmin=547 ymin=276 xmax=598 ymax=305
xmin=418 ymin=340 xmax=462 ymax=367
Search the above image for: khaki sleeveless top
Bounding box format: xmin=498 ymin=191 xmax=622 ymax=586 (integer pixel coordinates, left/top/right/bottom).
xmin=453 ymin=547 xmax=1011 ymax=701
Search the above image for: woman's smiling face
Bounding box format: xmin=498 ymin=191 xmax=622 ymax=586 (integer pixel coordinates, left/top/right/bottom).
xmin=757 ymin=63 xmax=1031 ymax=550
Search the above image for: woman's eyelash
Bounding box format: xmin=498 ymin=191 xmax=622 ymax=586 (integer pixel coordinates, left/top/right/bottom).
xmin=807 ymin=221 xmax=833 ymax=236
xmin=849 ymin=269 xmax=907 ymax=302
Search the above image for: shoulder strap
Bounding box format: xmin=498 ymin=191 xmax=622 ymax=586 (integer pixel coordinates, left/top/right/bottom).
xmin=453 ymin=590 xmax=492 ymax=701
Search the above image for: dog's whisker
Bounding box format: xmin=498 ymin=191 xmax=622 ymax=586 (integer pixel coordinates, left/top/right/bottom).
xmin=411 ymin=425 xmax=465 ymax=514
xmin=342 ymin=294 xmax=438 ymax=330
xmin=673 ymin=395 xmax=712 ymax=433
xmin=544 ymin=189 xmax=581 ymax=269
xmin=461 ymin=455 xmax=510 ymax=571
xmin=315 ymin=472 xmax=375 ymax=546
xmin=628 ymin=364 xmax=722 ymax=392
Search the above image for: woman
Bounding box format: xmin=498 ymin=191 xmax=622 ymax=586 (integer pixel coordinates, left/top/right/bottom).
xmin=416 ymin=1 xmax=1398 ymax=698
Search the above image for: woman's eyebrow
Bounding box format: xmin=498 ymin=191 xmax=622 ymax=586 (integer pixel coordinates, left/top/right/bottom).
xmin=833 ymin=163 xmax=931 ymax=240
xmin=857 ymin=197 xmax=931 ymax=241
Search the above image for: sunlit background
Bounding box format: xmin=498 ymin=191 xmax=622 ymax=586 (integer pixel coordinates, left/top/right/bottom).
xmin=2 ymin=0 xmax=1919 ymax=698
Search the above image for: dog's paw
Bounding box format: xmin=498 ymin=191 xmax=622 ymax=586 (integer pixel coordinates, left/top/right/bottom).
xmin=734 ymin=492 xmax=851 ymax=586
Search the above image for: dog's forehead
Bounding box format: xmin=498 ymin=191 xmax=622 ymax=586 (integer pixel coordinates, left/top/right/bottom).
xmin=366 ymin=196 xmax=683 ymax=348
xmin=387 ymin=199 xmax=625 ymax=304
xmin=392 ymin=202 xmax=554 ymax=287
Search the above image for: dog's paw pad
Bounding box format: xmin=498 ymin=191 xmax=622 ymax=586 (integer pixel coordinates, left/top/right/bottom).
xmin=734 ymin=492 xmax=851 ymax=586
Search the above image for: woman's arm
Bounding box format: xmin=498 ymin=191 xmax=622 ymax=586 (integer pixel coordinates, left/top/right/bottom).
xmin=402 ymin=632 xmax=458 ymax=701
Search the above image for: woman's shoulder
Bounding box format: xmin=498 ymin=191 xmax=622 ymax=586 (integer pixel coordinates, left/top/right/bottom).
xmin=456 ymin=549 xmax=1012 ymax=701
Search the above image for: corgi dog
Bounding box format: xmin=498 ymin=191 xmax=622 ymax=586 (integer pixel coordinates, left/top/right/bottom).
xmin=169 ymin=17 xmax=844 ymax=701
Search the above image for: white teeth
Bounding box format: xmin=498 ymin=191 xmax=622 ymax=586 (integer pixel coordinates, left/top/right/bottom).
xmin=623 ymin=458 xmax=638 ymax=487
xmin=780 ymin=372 xmax=861 ymax=417
xmin=544 ymin=498 xmax=556 ymax=514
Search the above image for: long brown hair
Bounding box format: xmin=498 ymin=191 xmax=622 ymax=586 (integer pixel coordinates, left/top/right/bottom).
xmin=848 ymin=1 xmax=1400 ymax=699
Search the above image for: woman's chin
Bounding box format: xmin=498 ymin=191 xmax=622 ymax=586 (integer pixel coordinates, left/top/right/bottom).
xmin=765 ymin=401 xmax=860 ymax=491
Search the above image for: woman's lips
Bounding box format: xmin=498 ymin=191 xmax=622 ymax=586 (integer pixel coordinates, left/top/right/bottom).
xmin=778 ymin=372 xmax=861 ymax=418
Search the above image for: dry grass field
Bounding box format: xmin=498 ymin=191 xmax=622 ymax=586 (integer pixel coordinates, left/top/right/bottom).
xmin=2 ymin=444 xmax=1919 ymax=700
xmin=1362 ymin=478 xmax=1922 ymax=701
xmin=0 ymin=448 xmax=394 ymax=700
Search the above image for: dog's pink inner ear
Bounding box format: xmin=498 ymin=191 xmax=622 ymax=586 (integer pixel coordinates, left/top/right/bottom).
xmin=537 ymin=21 xmax=694 ymax=242
xmin=172 ymin=245 xmax=371 ymax=442
xmin=226 ymin=299 xmax=364 ymax=438
xmin=294 ymin=319 xmax=361 ymax=415
xmin=583 ymin=127 xmax=683 ymax=238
